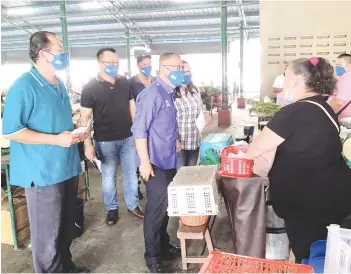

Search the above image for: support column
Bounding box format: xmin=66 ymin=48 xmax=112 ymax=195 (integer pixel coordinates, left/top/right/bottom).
xmin=239 ymin=20 xmax=244 ymax=97
xmin=220 ymin=0 xmax=228 ymax=109
xmin=59 ymin=0 xmax=71 ymax=90
xmin=218 ymin=0 xmax=231 ymax=126
xmin=126 ymin=28 xmax=131 ymax=78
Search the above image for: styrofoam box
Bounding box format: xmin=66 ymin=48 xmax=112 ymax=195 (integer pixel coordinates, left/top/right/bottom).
xmin=324 ymin=224 xmax=351 ymax=273
xmin=167 ymin=165 xmax=219 ymax=216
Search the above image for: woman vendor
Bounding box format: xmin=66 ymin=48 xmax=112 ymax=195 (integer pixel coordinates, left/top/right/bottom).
xmin=246 ymin=57 xmax=351 ymax=262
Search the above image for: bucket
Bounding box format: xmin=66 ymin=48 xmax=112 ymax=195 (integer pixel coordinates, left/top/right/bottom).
xmin=74 ymin=198 xmax=85 ymax=238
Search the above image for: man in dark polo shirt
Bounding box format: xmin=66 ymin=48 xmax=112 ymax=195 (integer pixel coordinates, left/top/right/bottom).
xmin=129 ymin=54 xmax=156 ymax=200
xmin=132 ymin=52 xmax=185 ymax=273
xmin=80 ymin=48 xmax=144 ymax=225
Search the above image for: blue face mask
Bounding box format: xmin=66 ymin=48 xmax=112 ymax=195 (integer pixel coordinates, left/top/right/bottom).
xmin=48 ymin=52 xmax=69 ymax=70
xmin=182 ymin=74 xmax=192 ymax=85
xmin=335 ymin=66 xmax=346 ymax=77
xmin=104 ymin=65 xmax=119 ymax=77
xmin=140 ymin=66 xmax=152 ymax=77
xmin=284 ymin=92 xmax=293 ymax=105
xmin=168 ymin=70 xmax=185 ymax=87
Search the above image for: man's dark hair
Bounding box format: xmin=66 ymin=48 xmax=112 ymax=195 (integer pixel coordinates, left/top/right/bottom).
xmin=96 ymin=48 xmax=116 ymax=60
xmin=337 ymin=53 xmax=351 ymax=65
xmin=29 ymin=31 xmax=56 ymax=63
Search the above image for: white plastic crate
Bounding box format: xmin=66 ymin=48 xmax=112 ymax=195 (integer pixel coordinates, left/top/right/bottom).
xmin=324 ymin=224 xmax=351 ymax=273
xmin=167 ymin=165 xmax=219 ymax=216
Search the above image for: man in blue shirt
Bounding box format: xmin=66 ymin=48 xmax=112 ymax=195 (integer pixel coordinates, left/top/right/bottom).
xmin=2 ymin=31 xmax=89 ymax=273
xmin=132 ymin=52 xmax=185 ymax=273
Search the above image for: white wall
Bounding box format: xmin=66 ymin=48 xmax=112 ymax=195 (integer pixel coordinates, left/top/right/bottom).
xmin=260 ymin=0 xmax=351 ymax=98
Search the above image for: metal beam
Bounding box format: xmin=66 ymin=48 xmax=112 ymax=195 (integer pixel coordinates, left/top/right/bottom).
xmin=126 ymin=28 xmax=131 ymax=77
xmin=97 ymin=1 xmax=150 ymax=46
xmin=59 ymin=0 xmax=71 ymax=89
xmin=221 ymin=0 xmax=229 ymax=109
xmin=2 ymin=24 xmax=260 ymax=43
xmin=1 ymin=12 xmax=259 ymax=32
xmin=2 ymin=1 xmax=259 ymax=18
xmin=1 ymin=8 xmax=39 ymax=34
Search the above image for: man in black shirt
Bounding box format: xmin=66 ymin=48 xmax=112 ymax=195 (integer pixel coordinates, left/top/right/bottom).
xmin=81 ymin=48 xmax=144 ymax=225
xmin=129 ymin=54 xmax=156 ymax=201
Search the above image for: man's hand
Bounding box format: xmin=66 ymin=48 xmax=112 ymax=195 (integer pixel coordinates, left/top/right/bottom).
xmin=139 ymin=160 xmax=155 ymax=182
xmin=85 ymin=144 xmax=95 ymax=161
xmin=176 ymin=140 xmax=181 ymax=152
xmin=55 ymin=131 xmax=81 ymax=147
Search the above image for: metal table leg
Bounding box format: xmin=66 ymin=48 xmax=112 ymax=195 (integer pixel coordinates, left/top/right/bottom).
xmin=4 ymin=164 xmax=18 ymax=249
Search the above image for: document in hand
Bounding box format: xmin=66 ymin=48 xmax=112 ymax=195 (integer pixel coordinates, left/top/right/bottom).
xmin=196 ymin=111 xmax=206 ymax=133
xmin=72 ymin=118 xmax=92 ymax=135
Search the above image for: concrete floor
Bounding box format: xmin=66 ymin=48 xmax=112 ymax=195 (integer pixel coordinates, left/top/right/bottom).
xmin=1 ymin=112 xmax=237 ymax=273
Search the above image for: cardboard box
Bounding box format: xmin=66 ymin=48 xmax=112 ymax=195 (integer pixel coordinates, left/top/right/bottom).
xmin=1 ymin=188 xmax=30 ymax=247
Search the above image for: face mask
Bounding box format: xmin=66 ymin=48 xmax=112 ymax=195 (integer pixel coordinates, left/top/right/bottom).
xmin=182 ymin=74 xmax=192 ymax=85
xmin=140 ymin=66 xmax=152 ymax=77
xmin=335 ymin=66 xmax=346 ymax=77
xmin=168 ymin=70 xmax=185 ymax=87
xmin=104 ymin=65 xmax=119 ymax=77
xmin=47 ymin=52 xmax=69 ymax=70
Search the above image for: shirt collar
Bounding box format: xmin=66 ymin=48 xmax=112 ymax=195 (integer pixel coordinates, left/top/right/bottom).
xmin=29 ymin=66 xmax=51 ymax=87
xmin=96 ymin=73 xmax=122 ymax=83
xmin=156 ymin=77 xmax=174 ymax=94
xmin=133 ymin=75 xmax=156 ymax=85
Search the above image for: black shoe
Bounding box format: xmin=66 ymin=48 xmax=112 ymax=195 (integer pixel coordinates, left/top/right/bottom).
xmin=138 ymin=186 xmax=144 ymax=200
xmin=106 ymin=209 xmax=119 ymax=226
xmin=147 ymin=263 xmax=169 ymax=273
xmin=68 ymin=266 xmax=90 ymax=273
xmin=128 ymin=206 xmax=144 ymax=218
xmin=160 ymin=244 xmax=181 ymax=261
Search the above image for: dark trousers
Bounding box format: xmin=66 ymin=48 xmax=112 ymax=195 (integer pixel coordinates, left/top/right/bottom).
xmin=25 ymin=176 xmax=78 ymax=273
xmin=144 ymin=166 xmax=176 ymax=265
xmin=176 ymin=148 xmax=199 ymax=170
xmin=284 ymin=212 xmax=347 ymax=262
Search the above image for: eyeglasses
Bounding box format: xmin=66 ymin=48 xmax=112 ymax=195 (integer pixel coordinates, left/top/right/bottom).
xmin=100 ymin=61 xmax=119 ymax=66
xmin=163 ymin=64 xmax=184 ymax=71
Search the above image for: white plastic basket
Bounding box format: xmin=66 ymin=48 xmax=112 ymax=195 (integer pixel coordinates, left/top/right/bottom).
xmin=167 ymin=165 xmax=219 ymax=216
xmin=324 ymin=224 xmax=351 ymax=273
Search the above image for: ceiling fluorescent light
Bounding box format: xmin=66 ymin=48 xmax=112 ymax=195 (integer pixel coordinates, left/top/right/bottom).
xmin=78 ymin=1 xmax=109 ymax=10
xmin=7 ymin=7 xmax=35 ymax=16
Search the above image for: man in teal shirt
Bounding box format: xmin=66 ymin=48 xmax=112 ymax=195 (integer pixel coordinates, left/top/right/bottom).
xmin=2 ymin=31 xmax=89 ymax=273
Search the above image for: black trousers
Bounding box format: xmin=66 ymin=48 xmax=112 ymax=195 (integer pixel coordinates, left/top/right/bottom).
xmin=284 ymin=212 xmax=347 ymax=263
xmin=25 ymin=176 xmax=78 ymax=273
xmin=144 ymin=166 xmax=176 ymax=265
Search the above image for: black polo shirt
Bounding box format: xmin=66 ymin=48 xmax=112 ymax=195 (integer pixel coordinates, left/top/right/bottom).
xmin=81 ymin=74 xmax=133 ymax=141
xmin=129 ymin=75 xmax=156 ymax=100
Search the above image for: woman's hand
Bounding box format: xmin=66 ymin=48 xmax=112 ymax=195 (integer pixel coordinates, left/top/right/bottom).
xmin=176 ymin=140 xmax=182 ymax=152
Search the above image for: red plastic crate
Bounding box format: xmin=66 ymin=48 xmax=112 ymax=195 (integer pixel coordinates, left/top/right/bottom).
xmin=199 ymin=251 xmax=314 ymax=273
xmin=218 ymin=146 xmax=254 ymax=178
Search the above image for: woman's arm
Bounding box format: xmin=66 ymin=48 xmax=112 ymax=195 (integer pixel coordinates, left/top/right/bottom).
xmin=246 ymin=126 xmax=285 ymax=159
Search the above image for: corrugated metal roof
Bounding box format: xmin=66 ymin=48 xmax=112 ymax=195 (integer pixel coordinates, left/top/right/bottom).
xmin=1 ymin=0 xmax=260 ymax=52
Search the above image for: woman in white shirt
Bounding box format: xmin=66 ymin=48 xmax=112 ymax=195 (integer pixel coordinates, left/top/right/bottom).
xmin=175 ymin=61 xmax=206 ymax=169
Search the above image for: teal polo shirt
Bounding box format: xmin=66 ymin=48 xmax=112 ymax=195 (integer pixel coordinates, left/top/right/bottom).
xmin=2 ymin=67 xmax=81 ymax=188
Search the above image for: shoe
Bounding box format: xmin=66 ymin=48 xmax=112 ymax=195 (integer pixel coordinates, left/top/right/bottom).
xmin=147 ymin=263 xmax=169 ymax=273
xmin=106 ymin=209 xmax=119 ymax=226
xmin=68 ymin=266 xmax=90 ymax=273
xmin=160 ymin=244 xmax=181 ymax=261
xmin=138 ymin=186 xmax=144 ymax=200
xmin=128 ymin=206 xmax=144 ymax=218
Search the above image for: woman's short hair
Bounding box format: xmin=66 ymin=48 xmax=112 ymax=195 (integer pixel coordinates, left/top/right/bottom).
xmin=291 ymin=57 xmax=337 ymax=95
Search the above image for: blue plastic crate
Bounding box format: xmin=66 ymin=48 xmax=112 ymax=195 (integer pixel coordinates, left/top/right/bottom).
xmin=200 ymin=133 xmax=233 ymax=165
